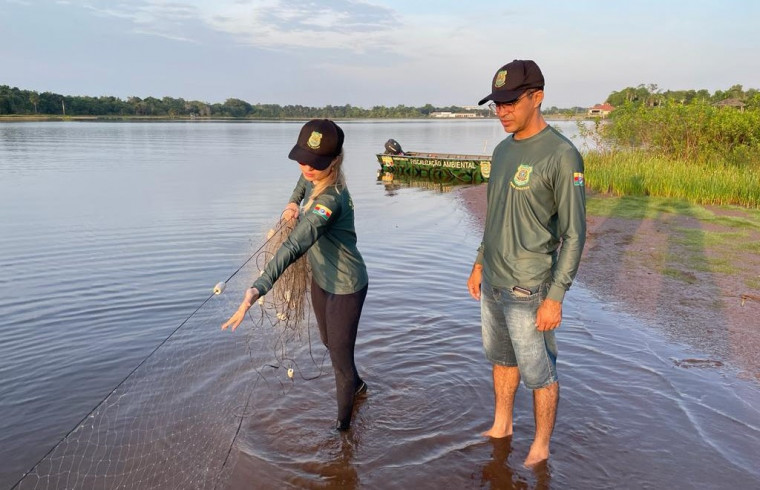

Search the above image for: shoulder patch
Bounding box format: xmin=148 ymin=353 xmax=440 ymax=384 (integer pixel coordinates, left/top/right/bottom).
xmin=313 ymin=203 xmax=332 ymax=220
xmin=573 ymin=172 xmax=585 ymax=186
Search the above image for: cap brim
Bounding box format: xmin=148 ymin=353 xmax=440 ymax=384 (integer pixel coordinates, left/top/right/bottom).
xmin=288 ymin=145 xmax=333 ymax=170
xmin=478 ymin=89 xmax=524 ymax=106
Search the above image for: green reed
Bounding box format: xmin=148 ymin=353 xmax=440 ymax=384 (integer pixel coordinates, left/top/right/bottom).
xmin=584 ymin=151 xmax=760 ymax=208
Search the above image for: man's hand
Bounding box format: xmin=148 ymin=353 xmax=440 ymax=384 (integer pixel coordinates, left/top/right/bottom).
xmin=535 ymin=298 xmax=562 ymax=331
xmin=221 ymin=288 xmax=260 ymax=331
xmin=467 ymin=264 xmax=483 ymax=300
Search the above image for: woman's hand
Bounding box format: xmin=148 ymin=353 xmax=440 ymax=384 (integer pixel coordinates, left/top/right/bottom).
xmin=221 ymin=287 xmax=260 ymax=331
xmin=282 ymin=203 xmax=299 ymax=221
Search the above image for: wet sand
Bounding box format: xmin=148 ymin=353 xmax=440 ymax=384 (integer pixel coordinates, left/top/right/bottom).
xmin=456 ymin=184 xmax=760 ymax=380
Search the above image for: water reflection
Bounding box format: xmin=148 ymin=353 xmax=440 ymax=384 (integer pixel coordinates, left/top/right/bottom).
xmin=377 ymin=172 xmax=459 ymax=195
xmin=294 ymin=433 xmax=360 ymax=490
xmin=477 ymin=437 xmax=552 ymax=490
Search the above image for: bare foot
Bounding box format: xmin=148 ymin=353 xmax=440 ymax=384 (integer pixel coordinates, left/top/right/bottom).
xmin=481 ymin=426 xmax=512 ymax=438
xmin=524 ymin=444 xmax=549 ymax=466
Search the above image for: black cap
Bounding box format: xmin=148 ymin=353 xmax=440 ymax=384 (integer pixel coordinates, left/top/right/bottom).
xmin=288 ymin=119 xmax=344 ymax=170
xmin=478 ymin=59 xmax=545 ymax=106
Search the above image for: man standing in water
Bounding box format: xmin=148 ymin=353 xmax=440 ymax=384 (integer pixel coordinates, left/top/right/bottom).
xmin=467 ymin=59 xmax=586 ymax=466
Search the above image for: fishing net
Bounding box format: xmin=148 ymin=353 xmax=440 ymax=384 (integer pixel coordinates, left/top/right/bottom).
xmin=10 ymin=217 xmax=326 ymax=490
xmin=256 ymin=215 xmax=312 ymax=334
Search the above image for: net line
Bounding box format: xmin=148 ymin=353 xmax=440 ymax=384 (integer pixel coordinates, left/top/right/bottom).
xmin=10 ymin=217 xmax=327 ymax=490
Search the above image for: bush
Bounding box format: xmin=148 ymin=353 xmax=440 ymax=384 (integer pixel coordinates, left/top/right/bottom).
xmin=601 ymin=102 xmax=760 ymax=167
xmin=580 ymin=103 xmax=760 ymax=208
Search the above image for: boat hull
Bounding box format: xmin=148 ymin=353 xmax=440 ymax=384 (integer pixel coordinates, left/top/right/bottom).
xmin=376 ymin=152 xmax=491 ymax=183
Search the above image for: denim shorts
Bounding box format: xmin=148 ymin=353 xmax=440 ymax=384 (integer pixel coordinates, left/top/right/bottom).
xmin=481 ymin=278 xmax=558 ymax=389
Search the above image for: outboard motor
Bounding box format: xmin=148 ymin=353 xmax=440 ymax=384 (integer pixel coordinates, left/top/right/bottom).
xmin=384 ymin=139 xmax=404 ymax=155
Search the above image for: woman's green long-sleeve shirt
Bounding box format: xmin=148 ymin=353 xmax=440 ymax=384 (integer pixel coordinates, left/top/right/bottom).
xmin=252 ymin=176 xmax=368 ymax=295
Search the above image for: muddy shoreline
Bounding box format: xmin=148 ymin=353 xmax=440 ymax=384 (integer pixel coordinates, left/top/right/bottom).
xmin=456 ymin=184 xmax=760 ymax=380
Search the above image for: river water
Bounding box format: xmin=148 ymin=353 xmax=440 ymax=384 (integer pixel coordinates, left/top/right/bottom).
xmin=0 ymin=120 xmax=758 ymax=489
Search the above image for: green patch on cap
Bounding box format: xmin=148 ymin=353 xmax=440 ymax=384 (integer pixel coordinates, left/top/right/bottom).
xmin=494 ymin=70 xmax=507 ymax=88
xmin=307 ymin=131 xmax=322 ymax=149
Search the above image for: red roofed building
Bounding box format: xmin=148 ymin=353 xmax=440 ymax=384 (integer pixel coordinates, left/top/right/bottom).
xmin=587 ymin=103 xmax=615 ymax=118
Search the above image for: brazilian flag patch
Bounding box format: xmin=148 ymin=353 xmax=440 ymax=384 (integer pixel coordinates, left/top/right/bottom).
xmin=313 ymin=204 xmax=332 ymax=220
xmin=573 ymin=172 xmax=585 ymax=186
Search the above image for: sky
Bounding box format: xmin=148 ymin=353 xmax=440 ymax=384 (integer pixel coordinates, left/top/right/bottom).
xmin=1 ymin=0 xmax=759 ymax=109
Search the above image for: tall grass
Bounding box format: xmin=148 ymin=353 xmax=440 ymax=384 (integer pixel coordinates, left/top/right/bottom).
xmin=584 ymin=152 xmax=760 ymax=207
xmin=581 ymin=102 xmax=760 ymax=208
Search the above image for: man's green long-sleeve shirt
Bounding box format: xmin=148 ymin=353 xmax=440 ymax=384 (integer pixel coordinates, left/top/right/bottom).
xmin=475 ymin=125 xmax=586 ymax=302
xmin=252 ymin=176 xmax=368 ymax=296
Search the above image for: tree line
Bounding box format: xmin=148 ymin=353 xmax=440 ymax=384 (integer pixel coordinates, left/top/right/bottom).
xmin=0 ymin=85 xmax=492 ymax=118
xmin=605 ymin=83 xmax=760 ymax=109
xmin=4 ymin=83 xmax=758 ymax=118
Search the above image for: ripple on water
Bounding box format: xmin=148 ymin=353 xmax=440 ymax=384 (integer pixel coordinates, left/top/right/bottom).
xmin=2 ymin=122 xmax=760 ymax=489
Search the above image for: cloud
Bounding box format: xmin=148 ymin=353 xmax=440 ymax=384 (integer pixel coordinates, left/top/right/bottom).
xmin=54 ymin=1 xmax=495 ymax=73
xmin=77 ymin=1 xmax=199 ymax=42
xmin=202 ymin=0 xmax=404 ymax=54
xmin=73 ymin=0 xmax=403 ymax=52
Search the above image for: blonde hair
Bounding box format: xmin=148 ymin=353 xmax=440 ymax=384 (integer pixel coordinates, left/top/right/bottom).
xmin=304 ymin=152 xmax=345 ymax=210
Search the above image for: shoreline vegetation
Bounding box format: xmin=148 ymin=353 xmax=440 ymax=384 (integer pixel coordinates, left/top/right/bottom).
xmin=580 ymin=85 xmax=760 ymax=209
xmin=1 ymin=84 xmax=591 ymax=120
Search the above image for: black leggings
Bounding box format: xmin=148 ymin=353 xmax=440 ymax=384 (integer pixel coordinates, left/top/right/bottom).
xmin=311 ymin=278 xmax=368 ymax=426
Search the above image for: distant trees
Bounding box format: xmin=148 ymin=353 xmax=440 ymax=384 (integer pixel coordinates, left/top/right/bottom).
xmin=221 ymin=98 xmax=252 ymax=117
xmin=29 ymin=91 xmax=39 ymax=113
xmin=0 ymin=85 xmax=491 ymax=119
xmin=605 ymin=83 xmax=760 ymax=109
xmin=7 ymin=82 xmax=757 ymax=119
xmin=544 ymin=106 xmax=587 ymax=117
